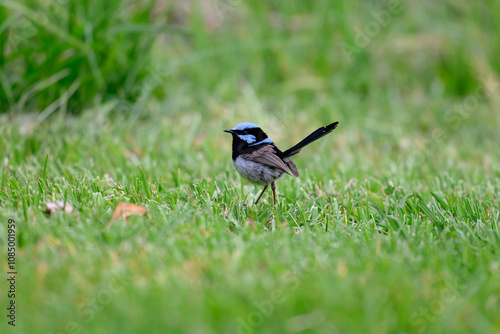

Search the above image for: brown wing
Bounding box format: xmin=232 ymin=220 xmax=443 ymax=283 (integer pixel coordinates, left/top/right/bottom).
xmin=283 ymin=158 xmax=299 ymax=177
xmin=242 ymin=146 xmax=291 ymax=175
xmin=273 ymin=145 xmax=299 ymax=177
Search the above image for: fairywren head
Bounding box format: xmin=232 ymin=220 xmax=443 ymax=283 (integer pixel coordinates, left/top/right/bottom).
xmin=224 ymin=123 xmax=273 ymax=146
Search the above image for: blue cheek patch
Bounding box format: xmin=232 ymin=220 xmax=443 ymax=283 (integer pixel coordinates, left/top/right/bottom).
xmin=238 ymin=134 xmax=256 ymax=144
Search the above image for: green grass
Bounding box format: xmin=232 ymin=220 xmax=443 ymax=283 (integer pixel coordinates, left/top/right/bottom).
xmin=1 ymin=1 xmax=500 ymax=333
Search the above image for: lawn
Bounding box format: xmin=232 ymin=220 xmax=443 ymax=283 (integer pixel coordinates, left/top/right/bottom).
xmin=1 ymin=1 xmax=499 ymax=333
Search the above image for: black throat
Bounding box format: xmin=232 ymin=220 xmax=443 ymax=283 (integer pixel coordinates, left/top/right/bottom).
xmin=231 ymin=136 xmax=248 ymax=160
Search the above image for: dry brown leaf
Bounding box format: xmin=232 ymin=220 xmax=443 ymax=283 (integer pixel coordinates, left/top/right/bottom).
xmin=45 ymin=200 xmax=73 ymax=215
xmin=109 ymin=202 xmax=147 ymax=225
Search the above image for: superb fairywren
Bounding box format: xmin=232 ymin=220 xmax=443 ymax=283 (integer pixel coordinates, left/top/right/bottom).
xmin=224 ymin=121 xmax=339 ymax=204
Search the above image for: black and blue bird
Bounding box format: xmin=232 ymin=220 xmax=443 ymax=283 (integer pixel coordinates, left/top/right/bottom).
xmin=224 ymin=121 xmax=339 ymax=204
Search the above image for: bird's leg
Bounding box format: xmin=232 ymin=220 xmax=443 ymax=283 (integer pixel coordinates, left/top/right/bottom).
xmin=255 ymin=184 xmax=269 ymax=205
xmin=271 ymin=182 xmax=276 ymax=205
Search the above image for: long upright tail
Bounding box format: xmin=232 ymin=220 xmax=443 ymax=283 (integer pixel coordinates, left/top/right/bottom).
xmin=280 ymin=121 xmax=339 ymax=158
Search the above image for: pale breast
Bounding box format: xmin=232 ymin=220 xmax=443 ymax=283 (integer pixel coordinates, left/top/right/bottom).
xmin=233 ymin=156 xmax=285 ymax=186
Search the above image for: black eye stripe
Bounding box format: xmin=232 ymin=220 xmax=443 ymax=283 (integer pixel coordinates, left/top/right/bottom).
xmin=233 ymin=127 xmax=269 ymax=143
xmin=247 ymin=128 xmax=266 ymax=137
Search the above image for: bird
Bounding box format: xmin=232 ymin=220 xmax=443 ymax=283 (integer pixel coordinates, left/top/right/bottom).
xmin=224 ymin=121 xmax=339 ymax=205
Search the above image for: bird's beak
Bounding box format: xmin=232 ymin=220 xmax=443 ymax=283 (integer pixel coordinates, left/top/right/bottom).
xmin=224 ymin=129 xmax=234 ymax=134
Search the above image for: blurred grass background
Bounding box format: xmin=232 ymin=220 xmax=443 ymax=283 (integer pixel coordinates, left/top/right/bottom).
xmin=2 ymin=1 xmax=499 ymax=112
xmin=0 ymin=0 xmax=499 ymax=333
